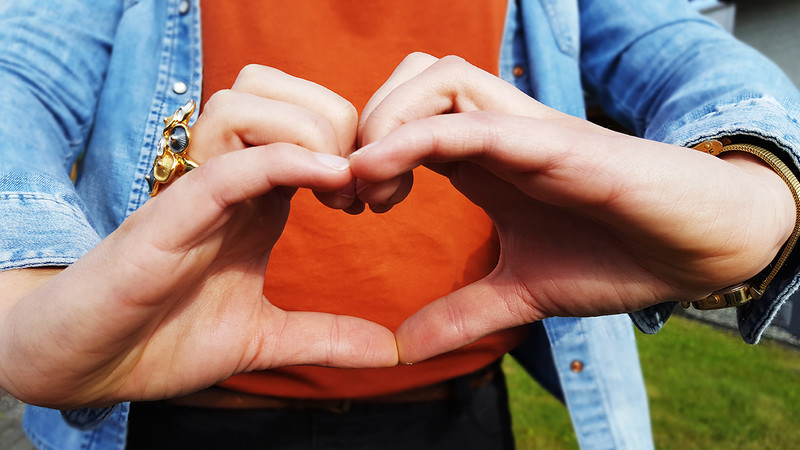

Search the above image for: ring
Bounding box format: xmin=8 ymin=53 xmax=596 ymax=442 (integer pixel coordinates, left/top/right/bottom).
xmin=146 ymin=99 xmax=199 ymax=196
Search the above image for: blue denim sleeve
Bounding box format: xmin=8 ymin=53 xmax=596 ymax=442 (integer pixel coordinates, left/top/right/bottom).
xmin=60 ymin=406 xmax=119 ymax=431
xmin=0 ymin=0 xmax=126 ymax=434
xmin=24 ymin=403 xmax=130 ymax=449
xmin=578 ymin=0 xmax=800 ymax=343
xmin=0 ymin=0 xmax=124 ymax=269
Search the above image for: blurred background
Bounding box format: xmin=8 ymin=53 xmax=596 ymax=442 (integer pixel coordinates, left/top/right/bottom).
xmin=2 ymin=1 xmax=799 ymax=449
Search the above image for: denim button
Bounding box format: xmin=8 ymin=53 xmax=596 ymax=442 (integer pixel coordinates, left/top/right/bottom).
xmin=178 ymin=0 xmax=190 ymax=14
xmin=570 ymin=360 xmax=584 ymax=372
xmin=512 ymin=66 xmax=525 ymax=77
xmin=172 ymin=81 xmax=188 ymax=95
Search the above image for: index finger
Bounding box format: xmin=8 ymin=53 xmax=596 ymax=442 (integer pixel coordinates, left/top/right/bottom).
xmin=232 ymin=65 xmax=358 ymax=156
xmin=351 ymin=111 xmax=538 ymax=182
xmin=357 ymin=52 xmax=439 ymax=146
xmin=358 ymin=54 xmax=561 ymax=148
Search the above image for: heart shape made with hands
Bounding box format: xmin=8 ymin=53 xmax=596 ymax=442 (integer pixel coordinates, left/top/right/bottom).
xmin=173 ymin=54 xmax=560 ymax=368
xmin=166 ymin=54 xmax=791 ymax=372
xmin=7 ymin=54 xmax=787 ymax=409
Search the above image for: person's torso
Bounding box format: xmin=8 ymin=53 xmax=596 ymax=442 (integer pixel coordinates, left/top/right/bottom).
xmin=71 ymin=0 xmax=586 ymax=399
xmin=22 ymin=1 xmax=657 ymax=449
xmin=201 ymin=0 xmax=525 ymax=398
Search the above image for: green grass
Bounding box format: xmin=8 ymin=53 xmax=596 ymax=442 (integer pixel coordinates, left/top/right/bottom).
xmin=505 ymin=315 xmax=800 ymax=449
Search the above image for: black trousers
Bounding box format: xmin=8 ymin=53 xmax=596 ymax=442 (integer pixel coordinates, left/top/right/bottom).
xmin=127 ymin=366 xmax=515 ymax=450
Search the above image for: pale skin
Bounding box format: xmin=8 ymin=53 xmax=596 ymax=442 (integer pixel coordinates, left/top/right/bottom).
xmin=351 ymin=53 xmax=796 ymax=362
xmin=0 ymin=66 xmax=396 ymax=409
xmin=0 ymin=53 xmax=795 ymax=407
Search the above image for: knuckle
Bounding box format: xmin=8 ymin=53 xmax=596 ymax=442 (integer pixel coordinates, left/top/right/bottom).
xmin=302 ymin=113 xmax=338 ymax=154
xmin=403 ymin=51 xmax=431 ymax=61
xmin=202 ymin=89 xmax=233 ymax=116
xmin=443 ymin=297 xmax=471 ymax=341
xmin=237 ymin=64 xmax=268 ymax=82
xmin=400 ymin=51 xmax=438 ymax=69
xmin=234 ymin=64 xmax=286 ymax=89
xmin=238 ymin=63 xmax=263 ymax=78
xmin=434 ymin=55 xmax=473 ymax=82
xmin=330 ymin=97 xmax=358 ymax=130
xmin=438 ymin=54 xmax=468 ymax=69
xmin=233 ymin=64 xmax=263 ymax=88
xmin=193 ymin=157 xmax=235 ymax=209
xmin=195 ymin=153 xmax=223 ymax=185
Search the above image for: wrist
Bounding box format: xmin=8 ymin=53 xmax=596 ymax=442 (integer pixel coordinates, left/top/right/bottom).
xmin=0 ymin=267 xmax=65 ymax=309
xmin=723 ymin=152 xmax=796 ymax=248
xmin=0 ymin=267 xmax=64 ymax=398
xmin=686 ymin=139 xmax=799 ymax=309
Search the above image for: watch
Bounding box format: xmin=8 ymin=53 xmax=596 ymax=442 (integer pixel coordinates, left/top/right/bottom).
xmin=682 ymin=138 xmax=800 ymax=310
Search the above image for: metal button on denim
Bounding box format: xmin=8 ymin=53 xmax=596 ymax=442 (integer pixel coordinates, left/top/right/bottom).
xmin=172 ymin=81 xmax=188 ymax=95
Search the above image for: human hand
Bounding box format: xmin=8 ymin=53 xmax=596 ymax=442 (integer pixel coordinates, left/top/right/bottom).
xmin=197 ymin=64 xmax=366 ymax=213
xmin=351 ymin=53 xmax=796 ymax=362
xmin=0 ymin=66 xmax=397 ymax=408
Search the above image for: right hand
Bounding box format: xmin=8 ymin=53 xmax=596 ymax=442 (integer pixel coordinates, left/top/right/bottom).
xmin=0 ymin=65 xmax=397 ymax=409
xmin=350 ymin=53 xmax=794 ymax=363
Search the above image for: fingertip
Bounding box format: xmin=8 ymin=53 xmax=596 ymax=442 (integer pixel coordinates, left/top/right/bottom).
xmin=374 ymin=327 xmax=401 ymax=367
xmin=394 ymin=319 xmax=439 ymax=364
xmin=334 ymin=319 xmax=400 ymax=368
xmin=343 ymin=200 xmax=366 ymax=215
xmin=313 ymin=152 xmax=350 ymax=171
xmin=356 ymin=173 xmax=413 ymax=213
xmin=275 ymin=312 xmax=399 ymax=369
xmin=395 ymin=281 xmax=506 ymax=363
xmin=313 ymin=191 xmax=355 ymax=210
xmin=338 ymin=179 xmax=357 ymax=198
xmin=350 ymin=141 xmax=378 ymax=160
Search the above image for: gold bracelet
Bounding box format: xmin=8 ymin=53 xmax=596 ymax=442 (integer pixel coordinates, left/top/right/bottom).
xmin=682 ymin=138 xmax=800 ymax=310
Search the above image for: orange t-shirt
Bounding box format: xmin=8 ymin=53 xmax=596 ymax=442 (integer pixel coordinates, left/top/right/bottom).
xmin=201 ymin=1 xmax=530 ymax=398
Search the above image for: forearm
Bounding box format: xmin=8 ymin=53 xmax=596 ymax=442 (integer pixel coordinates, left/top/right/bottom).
xmin=577 ymin=0 xmax=800 ymax=341
xmin=0 ymin=268 xmax=64 ymax=400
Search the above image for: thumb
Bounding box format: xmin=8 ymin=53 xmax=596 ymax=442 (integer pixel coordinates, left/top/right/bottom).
xmin=394 ymin=277 xmax=542 ymax=363
xmin=253 ymin=310 xmax=400 ymax=369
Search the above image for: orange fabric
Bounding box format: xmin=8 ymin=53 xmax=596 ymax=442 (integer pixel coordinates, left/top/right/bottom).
xmin=202 ymin=0 xmax=530 ymax=398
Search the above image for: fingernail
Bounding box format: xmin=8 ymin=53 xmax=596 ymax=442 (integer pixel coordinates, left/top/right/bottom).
xmin=313 ymin=153 xmax=350 ymax=171
xmin=356 ymin=181 xmax=372 ymax=195
xmin=337 ymin=180 xmax=356 ymax=199
xmin=351 ymin=141 xmax=378 ymax=158
xmin=343 ymin=200 xmax=366 ymax=215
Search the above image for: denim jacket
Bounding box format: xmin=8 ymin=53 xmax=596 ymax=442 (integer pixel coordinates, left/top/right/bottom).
xmin=3 ymin=0 xmax=800 ymax=449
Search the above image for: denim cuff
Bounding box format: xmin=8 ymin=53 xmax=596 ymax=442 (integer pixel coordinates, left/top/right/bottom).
xmin=60 ymin=406 xmax=118 ymax=431
xmin=0 ymin=172 xmax=100 ymax=270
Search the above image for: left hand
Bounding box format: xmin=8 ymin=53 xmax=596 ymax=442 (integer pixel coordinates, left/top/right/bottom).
xmin=0 ymin=66 xmax=398 ymax=409
xmin=351 ymin=53 xmax=796 ymax=363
